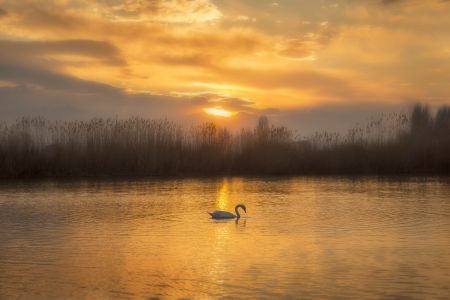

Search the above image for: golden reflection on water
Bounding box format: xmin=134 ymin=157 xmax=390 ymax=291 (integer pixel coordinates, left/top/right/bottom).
xmin=0 ymin=178 xmax=449 ymax=299
xmin=209 ymin=180 xmax=235 ymax=293
xmin=215 ymin=179 xmax=230 ymax=210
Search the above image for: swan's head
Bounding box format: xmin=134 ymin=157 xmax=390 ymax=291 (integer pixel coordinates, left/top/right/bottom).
xmin=236 ymin=204 xmax=247 ymax=214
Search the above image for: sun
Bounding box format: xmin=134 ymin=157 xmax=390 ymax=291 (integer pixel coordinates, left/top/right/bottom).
xmin=204 ymin=107 xmax=235 ymax=118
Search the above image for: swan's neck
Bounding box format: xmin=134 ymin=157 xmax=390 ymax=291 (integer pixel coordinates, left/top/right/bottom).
xmin=235 ymin=206 xmax=241 ymax=218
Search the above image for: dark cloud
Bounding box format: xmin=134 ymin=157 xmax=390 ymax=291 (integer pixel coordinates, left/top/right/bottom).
xmin=0 ymin=39 xmax=127 ymax=97
xmin=378 ymin=0 xmax=450 ymax=5
xmin=380 ymin=0 xmax=403 ymax=4
xmin=0 ymin=85 xmax=172 ymax=122
xmin=0 ymin=39 xmax=125 ymax=66
xmin=0 ymin=61 xmax=120 ymax=94
xmin=216 ymin=97 xmax=255 ymax=109
xmin=187 ymin=93 xmax=255 ymax=111
xmin=0 ymin=7 xmax=7 ymax=17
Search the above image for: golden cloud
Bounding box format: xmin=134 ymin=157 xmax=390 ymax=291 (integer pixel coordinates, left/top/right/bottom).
xmin=0 ymin=0 xmax=449 ymax=125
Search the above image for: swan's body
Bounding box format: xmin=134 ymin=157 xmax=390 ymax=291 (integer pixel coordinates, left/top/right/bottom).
xmin=208 ymin=211 xmax=236 ymax=219
xmin=208 ymin=204 xmax=246 ymax=219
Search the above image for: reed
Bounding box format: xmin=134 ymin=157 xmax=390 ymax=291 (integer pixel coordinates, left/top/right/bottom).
xmin=0 ymin=104 xmax=448 ymax=178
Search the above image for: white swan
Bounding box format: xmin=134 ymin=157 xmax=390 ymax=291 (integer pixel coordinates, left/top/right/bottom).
xmin=208 ymin=204 xmax=247 ymax=219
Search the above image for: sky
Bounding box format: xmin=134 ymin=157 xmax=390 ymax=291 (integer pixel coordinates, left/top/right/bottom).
xmin=0 ymin=0 xmax=449 ymax=133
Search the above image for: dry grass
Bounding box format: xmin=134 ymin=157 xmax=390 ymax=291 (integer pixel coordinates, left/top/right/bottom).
xmin=0 ymin=104 xmax=449 ymax=178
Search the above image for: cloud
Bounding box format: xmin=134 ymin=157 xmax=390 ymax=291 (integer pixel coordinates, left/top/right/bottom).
xmin=276 ymin=26 xmax=337 ymax=59
xmin=379 ymin=0 xmax=403 ymax=4
xmin=0 ymin=61 xmax=121 ymax=94
xmin=377 ymin=0 xmax=450 ymax=6
xmin=183 ymin=92 xmax=255 ymax=112
xmin=1 ymin=0 xmax=222 ymax=26
xmin=200 ymin=67 xmax=357 ymax=99
xmin=103 ymin=0 xmax=222 ymax=23
xmin=155 ymin=27 xmax=267 ymax=58
xmin=0 ymin=39 xmax=127 ymax=95
xmin=0 ymin=84 xmax=169 ymax=122
xmin=0 ymin=0 xmax=449 ymax=125
xmin=0 ymin=39 xmax=125 ymax=66
xmin=157 ymin=53 xmax=214 ymax=67
xmin=2 ymin=2 xmax=87 ymax=32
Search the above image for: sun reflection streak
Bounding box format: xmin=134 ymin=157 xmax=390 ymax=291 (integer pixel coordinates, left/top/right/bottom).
xmin=207 ymin=181 xmax=234 ymax=287
xmin=215 ymin=180 xmax=229 ymax=209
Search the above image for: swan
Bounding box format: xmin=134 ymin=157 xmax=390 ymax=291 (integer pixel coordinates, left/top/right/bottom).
xmin=208 ymin=204 xmax=247 ymax=219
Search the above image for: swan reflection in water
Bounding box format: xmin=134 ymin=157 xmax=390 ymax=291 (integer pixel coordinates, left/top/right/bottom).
xmin=208 ymin=204 xmax=247 ymax=220
xmin=235 ymin=217 xmax=246 ymax=228
xmin=211 ymin=217 xmax=247 ymax=226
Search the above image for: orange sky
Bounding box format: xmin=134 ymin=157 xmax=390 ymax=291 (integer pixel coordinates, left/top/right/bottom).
xmin=0 ymin=0 xmax=449 ymax=131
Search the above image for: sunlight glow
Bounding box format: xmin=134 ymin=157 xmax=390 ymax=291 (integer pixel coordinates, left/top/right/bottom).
xmin=204 ymin=108 xmax=234 ymax=118
xmin=215 ymin=181 xmax=229 ymax=209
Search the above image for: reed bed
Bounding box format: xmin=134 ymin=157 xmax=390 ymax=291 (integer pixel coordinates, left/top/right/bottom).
xmin=0 ymin=104 xmax=449 ymax=178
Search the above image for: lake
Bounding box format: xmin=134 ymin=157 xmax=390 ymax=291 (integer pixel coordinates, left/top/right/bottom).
xmin=0 ymin=177 xmax=449 ymax=299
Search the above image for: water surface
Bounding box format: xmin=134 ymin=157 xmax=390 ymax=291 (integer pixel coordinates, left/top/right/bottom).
xmin=0 ymin=177 xmax=449 ymax=299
